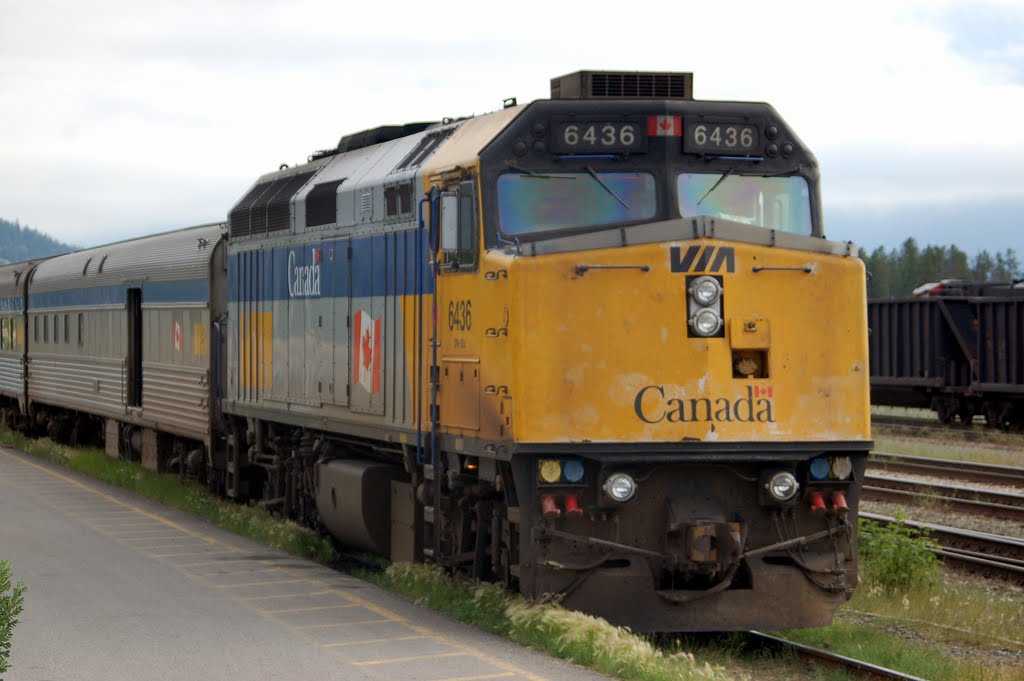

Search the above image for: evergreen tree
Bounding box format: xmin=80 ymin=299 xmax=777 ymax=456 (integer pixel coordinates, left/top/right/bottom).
xmin=0 ymin=218 xmax=77 ymax=263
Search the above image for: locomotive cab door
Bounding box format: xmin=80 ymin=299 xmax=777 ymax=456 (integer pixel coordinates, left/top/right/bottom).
xmin=435 ymin=180 xmax=480 ymax=433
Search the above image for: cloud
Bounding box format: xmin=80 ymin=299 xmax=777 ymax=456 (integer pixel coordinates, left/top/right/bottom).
xmin=1 ymin=0 xmax=1023 ymax=250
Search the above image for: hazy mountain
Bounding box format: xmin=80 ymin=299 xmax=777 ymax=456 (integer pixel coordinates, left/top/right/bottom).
xmin=0 ymin=218 xmax=77 ymax=265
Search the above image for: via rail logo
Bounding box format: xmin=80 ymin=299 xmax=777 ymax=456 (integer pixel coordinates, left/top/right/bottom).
xmin=353 ymin=309 xmax=382 ymax=395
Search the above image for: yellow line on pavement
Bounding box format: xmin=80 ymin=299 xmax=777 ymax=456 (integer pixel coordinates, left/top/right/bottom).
xmin=261 ymin=603 xmax=359 ymax=615
xmin=354 ymin=651 xmax=468 ymax=666
xmin=430 ymin=673 xmax=517 ymax=681
xmin=321 ymin=635 xmax=427 ymax=648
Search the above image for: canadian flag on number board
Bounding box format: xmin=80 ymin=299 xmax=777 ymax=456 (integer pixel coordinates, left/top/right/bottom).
xmin=647 ymin=115 xmax=682 ymax=137
xmin=352 ymin=309 xmax=382 ymax=395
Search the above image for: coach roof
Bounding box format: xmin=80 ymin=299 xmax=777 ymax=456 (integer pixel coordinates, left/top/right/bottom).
xmin=28 ymin=223 xmax=225 ymax=295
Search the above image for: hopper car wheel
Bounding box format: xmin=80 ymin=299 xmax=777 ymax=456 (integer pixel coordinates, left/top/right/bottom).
xmin=957 ymin=401 xmax=976 ymax=425
xmin=933 ymin=396 xmax=957 ymax=425
xmin=983 ymin=401 xmax=1012 ymax=429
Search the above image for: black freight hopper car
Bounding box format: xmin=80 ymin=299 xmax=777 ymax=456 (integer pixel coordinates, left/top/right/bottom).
xmin=869 ymin=281 xmax=1024 ymax=427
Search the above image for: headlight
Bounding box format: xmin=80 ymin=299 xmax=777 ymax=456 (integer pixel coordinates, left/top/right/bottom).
xmin=602 ymin=473 xmax=637 ymax=502
xmin=689 ymin=275 xmax=722 ymax=306
xmin=689 ymin=309 xmax=722 ymax=337
xmin=766 ymin=471 xmax=799 ymax=501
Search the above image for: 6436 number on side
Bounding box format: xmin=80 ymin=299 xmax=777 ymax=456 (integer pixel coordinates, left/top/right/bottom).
xmin=448 ymin=299 xmax=472 ymax=332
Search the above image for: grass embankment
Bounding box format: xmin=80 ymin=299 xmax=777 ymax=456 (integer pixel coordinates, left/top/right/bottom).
xmin=782 ymin=516 xmax=1024 ymax=681
xmin=4 ymin=428 xmax=1023 ymax=680
xmin=874 ymin=432 xmax=1023 ymax=467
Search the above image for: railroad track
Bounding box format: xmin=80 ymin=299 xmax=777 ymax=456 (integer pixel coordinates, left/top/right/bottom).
xmin=744 ymin=632 xmax=929 ymax=680
xmin=662 ymin=632 xmax=928 ymax=680
xmin=861 ymin=512 xmax=1024 ymax=585
xmin=868 ymin=451 xmax=1024 ymax=486
xmin=871 ymin=414 xmax=1024 ymax=440
xmin=862 ymin=475 xmax=1024 ymax=522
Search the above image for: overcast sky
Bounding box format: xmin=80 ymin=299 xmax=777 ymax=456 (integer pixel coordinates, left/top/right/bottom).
xmin=2 ymin=0 xmax=1023 ymax=255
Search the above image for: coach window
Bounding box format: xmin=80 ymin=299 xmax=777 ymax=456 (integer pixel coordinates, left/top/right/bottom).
xmin=44 ymin=315 xmax=49 ymax=343
xmin=64 ymin=314 xmax=69 ymax=344
xmin=439 ymin=180 xmax=477 ymax=271
xmin=78 ymin=313 xmax=84 ymax=347
xmin=1 ymin=319 xmax=6 ymax=350
xmin=34 ymin=316 xmax=38 ymax=343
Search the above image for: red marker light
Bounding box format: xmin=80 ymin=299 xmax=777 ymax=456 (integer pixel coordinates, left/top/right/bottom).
xmin=564 ymin=494 xmax=582 ymax=516
xmin=540 ymin=494 xmax=561 ymax=519
xmin=808 ymin=491 xmax=826 ymax=513
xmin=831 ymin=491 xmax=848 ymax=513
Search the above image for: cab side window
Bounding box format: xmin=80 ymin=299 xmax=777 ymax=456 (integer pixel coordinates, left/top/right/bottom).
xmin=439 ymin=180 xmax=478 ymax=271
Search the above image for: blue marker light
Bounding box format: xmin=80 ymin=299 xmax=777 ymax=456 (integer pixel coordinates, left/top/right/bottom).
xmin=808 ymin=457 xmax=831 ymax=481
xmin=563 ymin=459 xmax=585 ymax=484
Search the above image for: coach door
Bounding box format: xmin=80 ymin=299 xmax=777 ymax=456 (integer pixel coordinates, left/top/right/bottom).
xmin=126 ymin=287 xmax=142 ymax=408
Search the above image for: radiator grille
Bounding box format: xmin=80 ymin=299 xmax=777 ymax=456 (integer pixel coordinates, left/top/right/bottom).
xmin=551 ymin=70 xmax=693 ymax=100
xmin=229 ymin=170 xmax=315 ymax=238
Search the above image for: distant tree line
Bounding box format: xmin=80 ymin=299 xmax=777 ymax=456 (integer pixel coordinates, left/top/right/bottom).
xmin=0 ymin=218 xmax=76 ymax=264
xmin=863 ymin=238 xmax=1022 ymax=299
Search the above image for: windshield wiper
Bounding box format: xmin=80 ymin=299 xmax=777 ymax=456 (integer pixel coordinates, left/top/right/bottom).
xmin=697 ymin=167 xmax=734 ymax=206
xmin=507 ymin=162 xmax=572 ymax=180
xmin=584 ymin=165 xmax=629 ymax=209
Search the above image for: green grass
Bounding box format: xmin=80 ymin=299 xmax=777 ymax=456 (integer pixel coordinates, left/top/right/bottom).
xmin=782 ymin=622 xmax=1003 ymax=681
xmin=369 ymin=563 xmax=731 ymax=681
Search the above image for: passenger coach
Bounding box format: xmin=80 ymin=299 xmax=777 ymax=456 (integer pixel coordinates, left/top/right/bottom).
xmin=24 ymin=224 xmax=225 ymax=467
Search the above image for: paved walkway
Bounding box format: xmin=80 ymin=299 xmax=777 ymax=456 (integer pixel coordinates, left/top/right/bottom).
xmin=0 ymin=446 xmax=611 ymax=681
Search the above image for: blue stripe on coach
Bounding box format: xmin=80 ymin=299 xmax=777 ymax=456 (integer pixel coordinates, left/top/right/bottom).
xmin=29 ymin=279 xmax=209 ymax=309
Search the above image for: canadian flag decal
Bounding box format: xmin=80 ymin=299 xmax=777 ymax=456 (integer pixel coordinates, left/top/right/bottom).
xmin=352 ymin=309 xmax=382 ymax=395
xmin=173 ymin=321 xmax=183 ymax=352
xmin=647 ymin=115 xmax=682 ymax=137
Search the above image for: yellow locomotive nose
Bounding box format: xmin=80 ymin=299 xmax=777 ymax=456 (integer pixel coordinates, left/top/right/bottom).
xmin=508 ymin=239 xmax=869 ymax=446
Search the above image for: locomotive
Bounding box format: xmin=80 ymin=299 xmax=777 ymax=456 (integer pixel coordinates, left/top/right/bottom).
xmin=869 ymin=280 xmax=1024 ymax=428
xmin=0 ymin=71 xmax=872 ymax=632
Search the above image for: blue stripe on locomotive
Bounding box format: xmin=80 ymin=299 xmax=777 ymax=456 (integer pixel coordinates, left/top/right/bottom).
xmin=28 ymin=279 xmax=209 ymax=309
xmin=227 ymin=230 xmax=433 ymax=304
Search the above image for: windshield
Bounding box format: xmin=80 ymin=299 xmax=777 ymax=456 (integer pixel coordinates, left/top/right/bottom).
xmin=677 ymin=173 xmax=812 ymax=235
xmin=497 ymin=172 xmax=656 ymax=236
